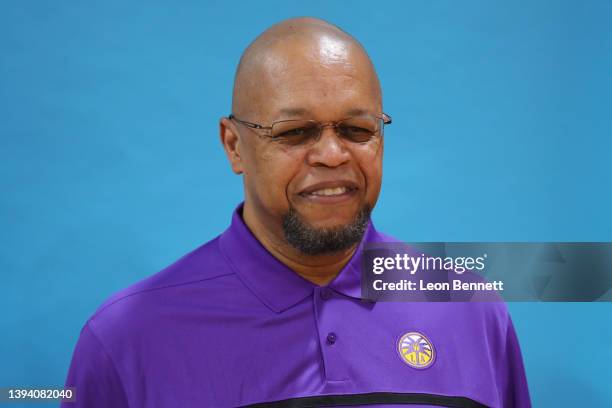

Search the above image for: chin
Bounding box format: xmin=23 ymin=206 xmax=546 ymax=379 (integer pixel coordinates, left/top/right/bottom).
xmin=303 ymin=214 xmax=358 ymax=231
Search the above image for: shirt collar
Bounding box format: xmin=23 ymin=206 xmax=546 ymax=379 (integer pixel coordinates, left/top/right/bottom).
xmin=218 ymin=203 xmax=386 ymax=313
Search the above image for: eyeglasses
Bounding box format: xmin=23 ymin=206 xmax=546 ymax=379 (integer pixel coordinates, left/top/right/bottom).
xmin=228 ymin=113 xmax=392 ymax=147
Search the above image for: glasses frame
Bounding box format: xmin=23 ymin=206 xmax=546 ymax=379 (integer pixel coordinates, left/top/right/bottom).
xmin=228 ymin=112 xmax=392 ymax=142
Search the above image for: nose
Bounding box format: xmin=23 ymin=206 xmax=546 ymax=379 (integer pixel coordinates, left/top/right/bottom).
xmin=305 ymin=125 xmax=351 ymax=168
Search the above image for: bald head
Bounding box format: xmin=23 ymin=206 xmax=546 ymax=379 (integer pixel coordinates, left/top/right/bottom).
xmin=231 ymin=17 xmax=382 ymax=120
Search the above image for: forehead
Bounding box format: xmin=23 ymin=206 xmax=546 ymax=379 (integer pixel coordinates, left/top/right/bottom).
xmin=252 ymin=36 xmax=381 ymax=120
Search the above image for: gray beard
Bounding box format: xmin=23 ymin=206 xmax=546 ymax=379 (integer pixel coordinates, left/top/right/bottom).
xmin=282 ymin=205 xmax=371 ymax=256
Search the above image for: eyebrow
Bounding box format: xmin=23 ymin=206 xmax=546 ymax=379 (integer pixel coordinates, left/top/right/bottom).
xmin=278 ymin=107 xmax=373 ymax=118
xmin=278 ymin=107 xmax=311 ymax=117
xmin=345 ymin=108 xmax=370 ymax=117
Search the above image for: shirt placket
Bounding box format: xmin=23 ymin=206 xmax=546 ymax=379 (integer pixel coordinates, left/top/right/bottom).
xmin=313 ymin=286 xmax=349 ymax=382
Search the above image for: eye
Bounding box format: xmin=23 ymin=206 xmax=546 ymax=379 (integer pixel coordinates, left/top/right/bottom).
xmin=271 ymin=121 xmax=319 ymax=145
xmin=345 ymin=126 xmax=371 ymax=134
xmin=339 ymin=124 xmax=375 ymax=143
xmin=276 ymin=127 xmax=309 ymax=138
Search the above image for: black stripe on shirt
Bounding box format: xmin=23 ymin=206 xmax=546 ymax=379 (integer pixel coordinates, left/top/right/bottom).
xmin=240 ymin=391 xmax=489 ymax=408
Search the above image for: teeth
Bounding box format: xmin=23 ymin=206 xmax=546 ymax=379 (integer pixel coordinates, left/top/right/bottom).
xmin=310 ymin=187 xmax=349 ymax=196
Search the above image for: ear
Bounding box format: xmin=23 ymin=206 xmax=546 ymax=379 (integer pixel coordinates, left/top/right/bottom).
xmin=219 ymin=117 xmax=244 ymax=175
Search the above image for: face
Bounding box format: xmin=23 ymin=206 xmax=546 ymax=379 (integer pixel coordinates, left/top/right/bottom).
xmin=222 ymin=34 xmax=384 ymax=250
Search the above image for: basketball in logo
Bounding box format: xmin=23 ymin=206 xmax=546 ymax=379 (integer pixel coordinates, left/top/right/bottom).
xmin=398 ymin=331 xmax=435 ymax=369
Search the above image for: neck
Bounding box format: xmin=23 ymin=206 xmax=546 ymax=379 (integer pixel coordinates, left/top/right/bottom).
xmin=243 ymin=204 xmax=359 ymax=286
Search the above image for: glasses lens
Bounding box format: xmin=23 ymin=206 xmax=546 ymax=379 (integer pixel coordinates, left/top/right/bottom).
xmin=338 ymin=117 xmax=380 ymax=143
xmin=271 ymin=120 xmax=320 ymax=145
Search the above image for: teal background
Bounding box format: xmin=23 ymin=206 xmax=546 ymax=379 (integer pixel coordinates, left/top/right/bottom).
xmin=1 ymin=1 xmax=611 ymax=406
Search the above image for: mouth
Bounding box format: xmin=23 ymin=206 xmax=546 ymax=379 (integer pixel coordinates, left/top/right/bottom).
xmin=298 ymin=181 xmax=359 ymax=202
xmin=303 ymin=186 xmax=355 ymax=196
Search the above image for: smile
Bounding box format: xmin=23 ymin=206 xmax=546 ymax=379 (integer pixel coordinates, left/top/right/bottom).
xmin=306 ymin=186 xmax=355 ymax=197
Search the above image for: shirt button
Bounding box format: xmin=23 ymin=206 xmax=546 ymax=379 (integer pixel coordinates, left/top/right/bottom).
xmin=320 ymin=288 xmax=332 ymax=300
xmin=326 ymin=332 xmax=337 ymax=345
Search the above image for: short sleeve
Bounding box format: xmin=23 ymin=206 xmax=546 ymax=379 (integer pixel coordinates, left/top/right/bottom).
xmin=501 ymin=316 xmax=532 ymax=407
xmin=61 ymin=322 xmax=129 ymax=408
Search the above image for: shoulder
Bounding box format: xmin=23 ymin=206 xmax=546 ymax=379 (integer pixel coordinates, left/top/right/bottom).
xmin=85 ymin=235 xmax=239 ymax=339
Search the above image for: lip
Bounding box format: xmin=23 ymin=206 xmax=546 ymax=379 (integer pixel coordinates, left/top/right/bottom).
xmin=298 ymin=180 xmax=359 ymax=196
xmin=297 ymin=180 xmax=360 ymax=204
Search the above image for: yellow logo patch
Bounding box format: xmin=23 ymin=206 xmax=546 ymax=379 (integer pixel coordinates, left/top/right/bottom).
xmin=398 ymin=331 xmax=435 ymax=369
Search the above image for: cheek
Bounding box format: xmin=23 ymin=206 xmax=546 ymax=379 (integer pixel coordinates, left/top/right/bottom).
xmin=247 ymin=146 xmax=303 ymax=209
xmin=359 ymin=151 xmax=383 ymax=201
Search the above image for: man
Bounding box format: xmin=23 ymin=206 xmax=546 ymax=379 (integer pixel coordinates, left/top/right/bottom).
xmin=63 ymin=17 xmax=531 ymax=407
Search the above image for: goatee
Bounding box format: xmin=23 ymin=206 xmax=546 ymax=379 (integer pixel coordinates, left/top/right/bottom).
xmin=282 ymin=205 xmax=371 ymax=256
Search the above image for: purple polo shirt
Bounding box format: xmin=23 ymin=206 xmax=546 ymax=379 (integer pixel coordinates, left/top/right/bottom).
xmin=62 ymin=204 xmax=531 ymax=408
